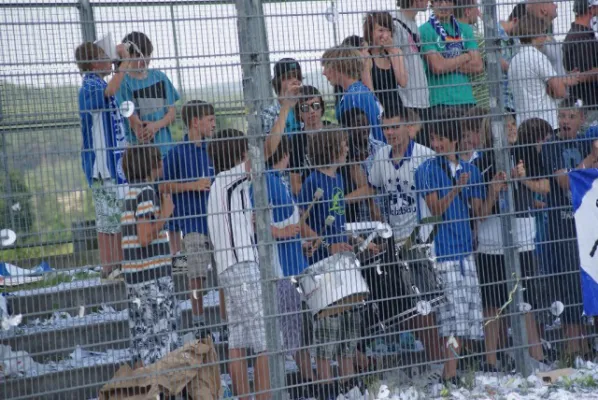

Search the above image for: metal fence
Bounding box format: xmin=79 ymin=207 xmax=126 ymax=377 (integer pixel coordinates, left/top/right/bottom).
xmin=2 ymin=0 xmax=598 ymax=399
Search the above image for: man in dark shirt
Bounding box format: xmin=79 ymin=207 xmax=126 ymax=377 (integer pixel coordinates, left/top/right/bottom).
xmin=563 ymin=0 xmax=598 ymax=111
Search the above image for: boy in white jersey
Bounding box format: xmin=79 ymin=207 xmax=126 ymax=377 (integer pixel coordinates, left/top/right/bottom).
xmin=207 ymin=129 xmax=270 ymax=400
xmin=369 ymin=108 xmax=435 ymax=245
xmin=368 ymin=107 xmax=444 ymax=363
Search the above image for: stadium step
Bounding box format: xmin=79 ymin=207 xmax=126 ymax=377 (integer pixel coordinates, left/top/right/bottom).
xmin=1 ymin=305 xmax=224 ymax=362
xmin=1 ymin=362 xmax=122 ymax=400
xmin=6 ymin=272 xmax=218 ymax=324
xmin=0 ymin=318 xmax=130 ymax=363
xmin=0 ymin=271 xmax=426 ymax=399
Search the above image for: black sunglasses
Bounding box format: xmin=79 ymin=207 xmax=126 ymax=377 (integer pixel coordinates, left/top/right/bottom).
xmin=299 ymin=102 xmax=322 ymax=113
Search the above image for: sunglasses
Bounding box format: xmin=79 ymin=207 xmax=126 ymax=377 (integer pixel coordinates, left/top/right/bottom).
xmin=299 ymin=102 xmax=322 ymax=113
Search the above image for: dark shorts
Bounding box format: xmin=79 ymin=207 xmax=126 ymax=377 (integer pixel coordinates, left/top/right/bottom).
xmin=475 ymin=251 xmax=540 ymax=310
xmin=541 ymin=239 xmax=583 ymax=324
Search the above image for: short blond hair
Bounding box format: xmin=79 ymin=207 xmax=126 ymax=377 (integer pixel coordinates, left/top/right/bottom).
xmin=321 ymin=46 xmax=363 ymax=81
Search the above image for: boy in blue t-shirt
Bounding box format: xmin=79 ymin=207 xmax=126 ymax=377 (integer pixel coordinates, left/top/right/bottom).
xmin=265 ymin=136 xmax=316 ymax=389
xmin=117 ymin=32 xmax=180 ymax=157
xmin=297 ymin=128 xmax=375 ymax=397
xmin=321 ymin=46 xmax=385 ymax=151
xmin=161 ymin=101 xmax=215 ymax=338
xmin=415 ymin=108 xmax=505 ymax=382
xmin=75 ymin=41 xmax=131 ymax=278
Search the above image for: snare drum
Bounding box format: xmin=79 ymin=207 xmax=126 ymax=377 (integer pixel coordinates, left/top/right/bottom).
xmin=298 ymin=252 xmax=369 ymax=319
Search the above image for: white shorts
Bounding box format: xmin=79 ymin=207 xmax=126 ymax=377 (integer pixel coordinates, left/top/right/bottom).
xmin=219 ymin=262 xmax=267 ymax=353
xmin=91 ymin=179 xmax=122 ymax=234
xmin=435 ymin=255 xmax=484 ymax=340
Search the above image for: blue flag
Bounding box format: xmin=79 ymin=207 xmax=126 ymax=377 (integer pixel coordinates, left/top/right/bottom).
xmin=570 ymin=169 xmax=598 ymax=316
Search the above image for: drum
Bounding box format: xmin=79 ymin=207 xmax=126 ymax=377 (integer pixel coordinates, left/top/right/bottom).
xmin=298 ymin=252 xmax=369 ymax=319
xmin=360 ymin=237 xmax=445 ymax=333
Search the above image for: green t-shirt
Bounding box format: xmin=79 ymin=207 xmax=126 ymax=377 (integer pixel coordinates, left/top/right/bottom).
xmin=419 ymin=20 xmax=478 ymax=106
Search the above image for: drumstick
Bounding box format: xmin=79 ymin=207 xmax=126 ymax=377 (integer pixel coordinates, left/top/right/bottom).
xmin=299 ymin=188 xmax=324 ymax=226
xmin=319 ymin=216 xmax=336 ymax=248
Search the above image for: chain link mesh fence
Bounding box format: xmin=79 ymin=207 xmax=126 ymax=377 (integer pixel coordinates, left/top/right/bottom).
xmin=2 ymin=0 xmax=598 ymax=399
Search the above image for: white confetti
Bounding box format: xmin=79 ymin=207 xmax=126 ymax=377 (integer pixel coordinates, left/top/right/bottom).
xmin=324 ymin=5 xmax=339 ymax=24
xmin=551 ymin=301 xmax=565 ymax=316
xmin=377 ymin=384 xmax=390 ymax=399
xmin=1 ymin=314 xmax=23 ymax=331
xmin=446 ymin=335 xmax=459 ymax=349
xmin=132 ymin=298 xmax=141 ymax=309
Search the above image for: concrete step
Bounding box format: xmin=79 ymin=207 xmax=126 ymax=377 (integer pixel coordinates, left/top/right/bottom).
xmin=1 ymin=308 xmax=225 ymax=363
xmin=0 ymin=362 xmax=121 ymax=400
xmin=7 ymin=272 xmax=219 ymax=324
xmin=1 ymin=318 xmax=130 ymax=363
xmin=0 ymin=359 xmax=301 ymax=400
xmin=0 ymin=346 xmax=427 ymax=400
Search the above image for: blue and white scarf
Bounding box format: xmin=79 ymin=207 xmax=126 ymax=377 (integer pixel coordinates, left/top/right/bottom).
xmin=428 ymin=13 xmax=465 ymax=58
xmin=109 ymin=93 xmax=128 ymax=185
xmin=84 ymin=74 xmax=128 ymax=185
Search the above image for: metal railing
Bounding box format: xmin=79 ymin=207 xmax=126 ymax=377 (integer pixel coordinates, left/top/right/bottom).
xmin=2 ymin=1 xmax=598 ymax=399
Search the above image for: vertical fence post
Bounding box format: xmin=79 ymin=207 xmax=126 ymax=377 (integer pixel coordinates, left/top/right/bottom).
xmin=235 ymin=1 xmax=285 ymax=398
xmin=170 ymin=4 xmax=185 ymax=99
xmin=330 ymin=1 xmax=339 ymax=46
xmin=1 ymin=128 xmax=15 ymax=232
xmin=482 ymin=0 xmax=532 ymax=377
xmin=77 ymin=0 xmax=96 ymax=43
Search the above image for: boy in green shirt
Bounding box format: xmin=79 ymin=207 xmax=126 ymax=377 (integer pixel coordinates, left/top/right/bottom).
xmin=419 ymin=0 xmax=483 ymax=108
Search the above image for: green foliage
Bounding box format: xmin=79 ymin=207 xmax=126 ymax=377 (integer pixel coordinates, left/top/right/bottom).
xmin=323 ymin=106 xmax=337 ymax=124
xmin=2 ymin=273 xmax=72 ymax=293
xmin=579 ymin=375 xmax=598 ymax=388
xmin=0 ymin=170 xmax=34 ymax=235
xmin=1 ymin=268 xmax=99 ymax=293
xmin=440 ymin=386 xmax=450 ymax=397
xmin=0 ymin=82 xmax=79 ymax=125
xmin=0 ymin=243 xmax=73 ymax=265
xmin=561 ymin=376 xmax=574 ymax=390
